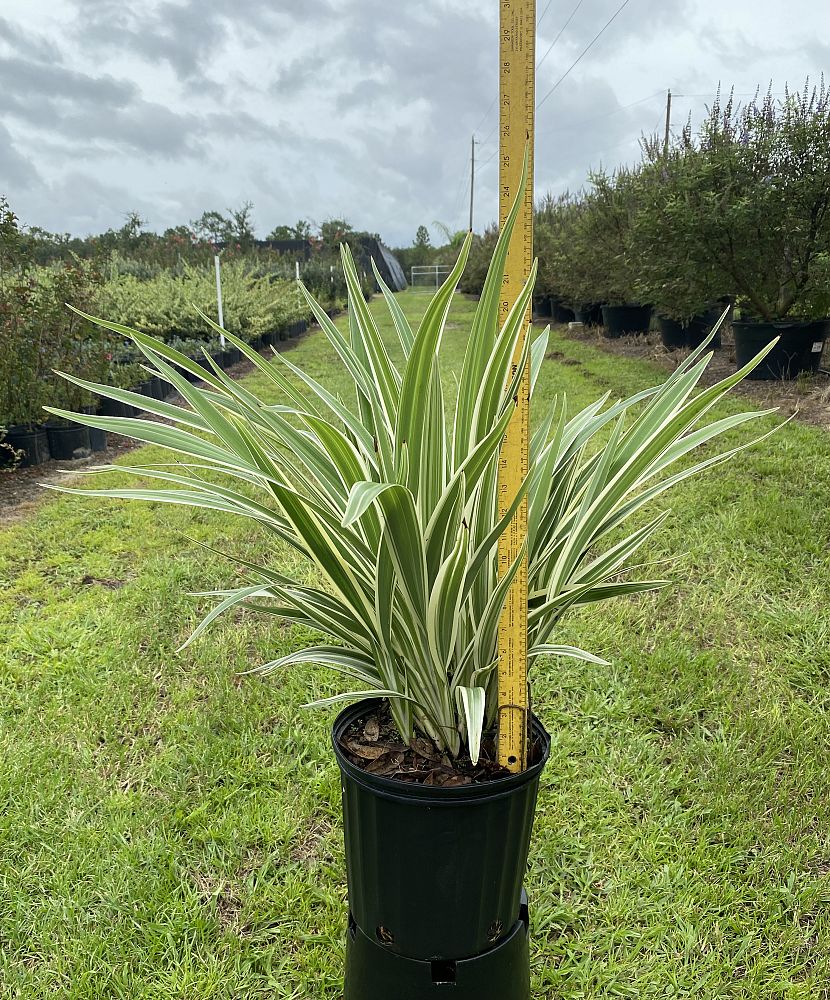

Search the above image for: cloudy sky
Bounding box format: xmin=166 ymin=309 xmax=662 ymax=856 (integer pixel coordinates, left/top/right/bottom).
xmin=1 ymin=0 xmax=828 ymax=247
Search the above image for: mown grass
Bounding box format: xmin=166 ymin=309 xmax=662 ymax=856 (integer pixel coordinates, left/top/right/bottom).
xmin=2 ymin=290 xmax=830 ymax=998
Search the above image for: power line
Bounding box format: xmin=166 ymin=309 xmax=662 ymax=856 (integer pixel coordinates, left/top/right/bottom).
xmin=479 ymin=148 xmax=498 ymax=169
xmin=477 ymin=88 xmax=664 ymax=171
xmin=478 ymin=0 xmax=590 ymax=147
xmin=537 ymin=0 xmax=635 ymax=112
xmin=537 ymin=0 xmax=556 ymax=27
xmin=557 ymin=89 xmax=664 ymax=130
xmin=472 ymin=96 xmax=497 ymax=136
xmin=537 ymin=0 xmax=587 ymax=73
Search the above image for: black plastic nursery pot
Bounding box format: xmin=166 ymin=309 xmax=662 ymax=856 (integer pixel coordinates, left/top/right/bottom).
xmin=733 ymin=319 xmax=829 ymax=380
xmin=98 ymin=397 xmax=139 ymax=419
xmin=146 ymin=375 xmax=165 ymax=400
xmin=658 ymin=313 xmax=723 ymax=350
xmin=45 ymin=422 xmax=91 ymax=460
xmin=601 ymin=304 xmax=653 ymax=338
xmin=80 ymin=407 xmax=108 ymax=452
xmin=532 ymin=294 xmax=553 ymax=319
xmin=551 ymin=301 xmax=576 ymax=325
xmin=1 ymin=425 xmax=51 ymax=467
xmin=572 ymin=303 xmax=603 ymax=327
xmin=333 ymin=699 xmax=551 ymax=1000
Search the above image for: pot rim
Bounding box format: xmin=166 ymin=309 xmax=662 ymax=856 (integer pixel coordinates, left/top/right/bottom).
xmin=732 ymin=317 xmax=830 ymax=332
xmin=332 ymin=698 xmax=551 ymax=806
xmin=3 ymin=423 xmax=47 ymax=435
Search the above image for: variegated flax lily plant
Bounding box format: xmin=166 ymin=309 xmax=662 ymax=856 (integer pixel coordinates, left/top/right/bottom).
xmin=48 ymin=189 xmax=777 ymax=766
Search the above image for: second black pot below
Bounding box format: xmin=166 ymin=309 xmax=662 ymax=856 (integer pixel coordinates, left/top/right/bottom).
xmin=333 ymin=699 xmax=550 ymax=962
xmin=733 ymin=319 xmax=829 ymax=380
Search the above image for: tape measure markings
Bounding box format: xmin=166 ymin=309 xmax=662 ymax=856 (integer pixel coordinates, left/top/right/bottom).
xmin=496 ymin=0 xmax=535 ymax=773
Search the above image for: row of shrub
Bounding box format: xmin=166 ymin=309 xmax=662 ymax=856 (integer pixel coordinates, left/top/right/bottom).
xmin=0 ymin=318 xmax=313 ymax=468
xmin=461 ymin=81 xmax=830 ymax=327
xmin=1 ymin=200 xmax=329 ymax=440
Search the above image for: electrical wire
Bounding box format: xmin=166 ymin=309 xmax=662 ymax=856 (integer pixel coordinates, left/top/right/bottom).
xmin=472 ymin=96 xmax=498 ymax=136
xmin=537 ymin=0 xmax=587 ymax=73
xmin=477 ymin=88 xmax=663 ymax=170
xmin=478 ymin=0 xmax=591 ymax=146
xmin=537 ymin=0 xmax=635 ymax=111
xmin=537 ymin=0 xmax=556 ymax=27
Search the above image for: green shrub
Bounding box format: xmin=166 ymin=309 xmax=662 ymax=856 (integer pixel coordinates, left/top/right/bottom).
xmin=1 ymin=200 xmax=110 ymax=426
xmin=98 ymin=258 xmax=309 ymax=341
xmin=642 ymin=82 xmax=830 ymax=321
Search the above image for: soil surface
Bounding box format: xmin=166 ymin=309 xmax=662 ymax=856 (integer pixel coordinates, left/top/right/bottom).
xmin=339 ymin=702 xmax=543 ymax=786
xmin=556 ymin=321 xmax=830 ymax=430
xmin=0 ymin=336 xmax=307 ymax=526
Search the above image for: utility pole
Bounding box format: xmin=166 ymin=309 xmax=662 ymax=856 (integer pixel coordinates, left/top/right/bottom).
xmin=663 ymin=88 xmax=672 ymax=156
xmin=469 ymin=134 xmax=477 ymax=232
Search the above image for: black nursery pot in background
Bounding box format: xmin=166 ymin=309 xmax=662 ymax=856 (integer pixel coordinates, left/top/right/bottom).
xmin=600 ymin=304 xmax=653 ymax=338
xmin=572 ymin=303 xmax=603 ymax=327
xmin=551 ymin=300 xmax=576 ymax=325
xmin=1 ymin=425 xmax=50 ymax=467
xmin=332 ymin=699 xmax=551 ymax=1000
xmin=733 ymin=319 xmax=829 ymax=380
xmin=658 ymin=312 xmax=724 ymax=350
xmin=45 ymin=423 xmax=91 ymax=460
xmin=98 ymin=397 xmax=139 ymax=418
xmin=80 ymin=406 xmax=108 ymax=452
xmin=532 ymin=295 xmax=553 ymax=320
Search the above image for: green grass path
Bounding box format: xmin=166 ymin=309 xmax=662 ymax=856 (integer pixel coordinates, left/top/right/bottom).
xmin=2 ymin=291 xmax=829 ymax=997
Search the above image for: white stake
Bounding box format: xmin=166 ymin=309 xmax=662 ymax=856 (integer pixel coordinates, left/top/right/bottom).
xmin=214 ymin=253 xmax=225 ymax=348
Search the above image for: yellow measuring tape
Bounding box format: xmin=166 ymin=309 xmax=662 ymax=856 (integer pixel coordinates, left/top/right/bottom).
xmin=497 ymin=0 xmax=535 ymax=773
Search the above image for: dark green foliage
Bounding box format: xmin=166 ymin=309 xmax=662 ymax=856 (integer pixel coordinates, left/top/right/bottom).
xmin=642 ymin=82 xmax=830 ymax=320
xmin=457 ymin=223 xmax=497 ymax=295
xmin=1 ymin=199 xmax=112 ymax=427
xmin=533 ymin=79 xmax=830 ymax=322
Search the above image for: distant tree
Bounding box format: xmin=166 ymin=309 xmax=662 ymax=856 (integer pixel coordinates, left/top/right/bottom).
xmin=163 ymin=224 xmax=196 ymax=242
xmin=190 ymin=210 xmax=231 ymax=244
xmin=120 ymin=211 xmax=146 ymax=241
xmin=266 ymin=224 xmax=296 ymax=241
xmin=227 ymin=201 xmax=256 ymax=248
xmin=432 ymin=221 xmax=467 ymax=252
xmin=410 ymin=224 xmax=433 ymax=267
xmin=266 ymin=220 xmax=313 ymax=241
xmin=320 ymin=217 xmax=354 ymax=246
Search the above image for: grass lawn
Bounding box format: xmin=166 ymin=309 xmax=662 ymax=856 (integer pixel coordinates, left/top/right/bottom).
xmin=2 ymin=290 xmax=830 ymax=998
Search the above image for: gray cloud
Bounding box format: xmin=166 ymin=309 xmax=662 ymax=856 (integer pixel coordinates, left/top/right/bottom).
xmin=72 ymin=0 xmax=336 ymax=82
xmin=0 ymin=0 xmax=827 ymax=244
xmin=0 ymin=123 xmax=38 ymax=190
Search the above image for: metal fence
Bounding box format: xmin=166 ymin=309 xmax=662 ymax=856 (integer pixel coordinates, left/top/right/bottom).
xmin=410 ymin=264 xmax=453 ymax=290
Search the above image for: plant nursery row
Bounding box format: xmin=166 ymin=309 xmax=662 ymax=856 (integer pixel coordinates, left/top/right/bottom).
xmin=462 ymin=81 xmax=830 ymax=382
xmin=0 ymin=196 xmax=370 ymax=468
xmin=0 ymin=211 xmax=329 ymax=468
